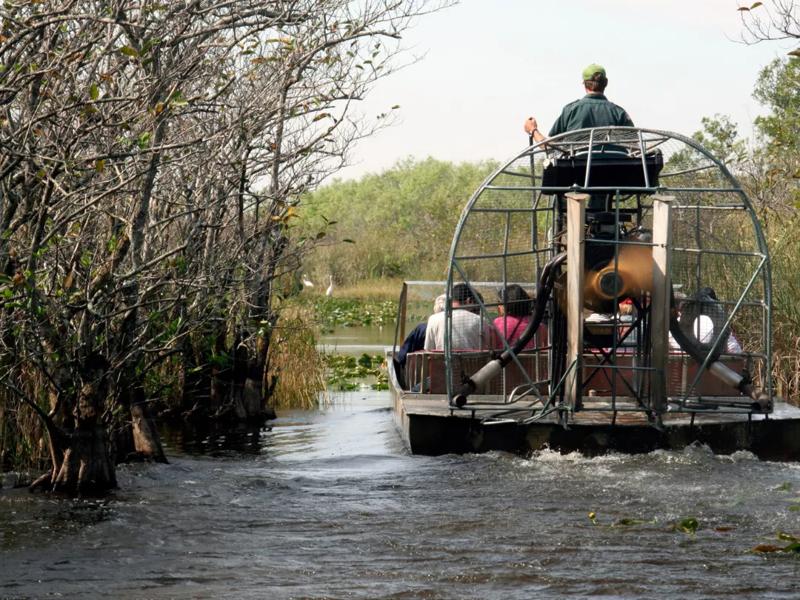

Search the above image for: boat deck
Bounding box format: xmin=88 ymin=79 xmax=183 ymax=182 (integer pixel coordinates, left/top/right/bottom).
xmin=394 ymin=391 xmax=800 ymax=459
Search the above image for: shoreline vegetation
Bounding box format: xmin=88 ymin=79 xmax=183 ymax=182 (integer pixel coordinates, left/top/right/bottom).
xmin=0 ymin=1 xmax=451 ymax=493
xmin=272 ymin=290 xmax=398 ymax=405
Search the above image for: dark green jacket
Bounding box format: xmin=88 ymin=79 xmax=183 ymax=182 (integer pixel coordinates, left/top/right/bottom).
xmin=549 ymin=93 xmax=633 ymax=137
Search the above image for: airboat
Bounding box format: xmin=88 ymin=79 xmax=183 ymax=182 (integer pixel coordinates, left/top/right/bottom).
xmin=388 ymin=127 xmax=800 ymax=458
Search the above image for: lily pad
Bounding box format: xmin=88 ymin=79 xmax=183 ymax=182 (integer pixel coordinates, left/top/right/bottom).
xmin=675 ymin=517 xmax=699 ymax=534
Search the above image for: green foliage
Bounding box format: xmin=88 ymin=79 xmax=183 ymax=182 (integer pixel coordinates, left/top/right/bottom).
xmin=298 ymin=157 xmax=497 ymax=283
xmin=665 ymin=59 xmax=800 ymax=403
xmin=311 ymin=297 xmax=396 ymax=331
xmin=753 ymin=58 xmax=800 ymax=208
xmin=753 ymin=58 xmax=800 ymax=156
xmin=692 ymin=115 xmax=747 ymax=164
xmin=324 ymin=353 xmax=387 ymax=391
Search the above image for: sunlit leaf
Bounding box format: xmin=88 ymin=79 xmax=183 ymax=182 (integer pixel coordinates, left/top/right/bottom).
xmin=615 ymin=517 xmax=648 ymax=527
xmin=89 ymin=83 xmax=99 ymax=100
xmin=137 ymin=132 xmax=151 ymax=149
xmin=169 ymin=91 xmax=188 ymax=107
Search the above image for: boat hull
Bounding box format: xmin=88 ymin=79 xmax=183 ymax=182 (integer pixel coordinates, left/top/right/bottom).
xmin=392 ymin=389 xmax=800 ymax=459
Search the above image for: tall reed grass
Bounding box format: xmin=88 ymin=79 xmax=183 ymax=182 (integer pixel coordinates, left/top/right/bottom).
xmin=766 ymin=216 xmax=800 ymax=404
xmin=329 ymin=278 xmax=405 ymax=302
xmin=267 ymin=310 xmax=327 ymax=410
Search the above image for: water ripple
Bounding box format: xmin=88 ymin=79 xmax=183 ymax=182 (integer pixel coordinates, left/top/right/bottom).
xmin=2 ymin=392 xmax=799 ymax=599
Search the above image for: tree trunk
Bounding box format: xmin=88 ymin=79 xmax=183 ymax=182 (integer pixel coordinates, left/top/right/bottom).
xmin=30 ymin=382 xmax=116 ymax=496
xmin=229 ymin=339 xmax=275 ymax=423
xmin=114 ymin=384 xmax=168 ymax=463
xmin=131 ymin=400 xmax=167 ymax=463
xmin=51 ymin=425 xmax=116 ymax=495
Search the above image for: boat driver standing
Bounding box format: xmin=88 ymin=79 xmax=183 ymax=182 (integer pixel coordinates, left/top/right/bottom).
xmin=523 ymin=63 xmax=633 ymax=142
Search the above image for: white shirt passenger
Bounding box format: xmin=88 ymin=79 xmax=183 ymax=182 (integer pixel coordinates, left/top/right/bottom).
xmin=424 ymin=309 xmax=485 ymax=351
xmin=668 ymin=315 xmax=742 ymax=354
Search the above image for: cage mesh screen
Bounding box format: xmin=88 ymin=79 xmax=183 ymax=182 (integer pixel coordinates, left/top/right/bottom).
xmin=438 ymin=128 xmax=771 ymax=409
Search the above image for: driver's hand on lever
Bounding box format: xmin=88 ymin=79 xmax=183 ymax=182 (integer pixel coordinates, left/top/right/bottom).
xmin=524 ymin=116 xmax=545 ymax=143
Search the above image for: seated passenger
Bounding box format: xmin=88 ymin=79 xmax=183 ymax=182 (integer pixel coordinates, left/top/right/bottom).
xmin=393 ymin=294 xmax=444 ymax=390
xmin=396 ymin=294 xmax=445 ymax=368
xmin=492 ymin=284 xmax=542 ymax=350
xmin=424 ymin=283 xmax=486 ymax=350
xmin=680 ymin=314 xmax=743 ymax=354
xmin=668 ymin=290 xmax=743 ymax=354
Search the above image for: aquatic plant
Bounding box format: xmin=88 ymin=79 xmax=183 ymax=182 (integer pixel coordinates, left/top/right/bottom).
xmin=323 ymin=354 xmax=387 ymax=391
xmin=311 ymin=297 xmax=397 ymax=331
xmin=673 ymin=517 xmax=700 ymax=535
xmin=752 ymin=532 xmax=800 ymax=554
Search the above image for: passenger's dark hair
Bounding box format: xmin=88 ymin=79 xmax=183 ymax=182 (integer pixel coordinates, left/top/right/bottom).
xmin=452 ymin=283 xmax=482 ymax=314
xmin=584 ymin=72 xmax=608 ymax=93
xmin=499 ymin=284 xmax=532 ymax=318
xmin=452 ymin=282 xmax=473 ymax=304
xmin=697 ymin=286 xmax=718 ymax=301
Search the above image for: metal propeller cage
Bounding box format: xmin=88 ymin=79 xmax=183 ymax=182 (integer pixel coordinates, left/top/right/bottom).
xmin=441 ymin=127 xmax=772 ymax=421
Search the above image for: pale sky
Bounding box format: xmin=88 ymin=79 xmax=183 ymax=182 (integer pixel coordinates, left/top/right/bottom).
xmin=335 ymin=0 xmax=791 ymax=181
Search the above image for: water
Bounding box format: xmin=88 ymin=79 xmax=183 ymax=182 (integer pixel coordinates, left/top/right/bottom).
xmin=318 ymin=324 xmax=396 ymax=355
xmin=2 ymin=393 xmax=800 ymax=599
xmin=2 ymin=327 xmax=800 ymax=599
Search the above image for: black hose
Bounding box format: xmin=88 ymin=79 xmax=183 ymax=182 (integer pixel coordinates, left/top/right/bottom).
xmin=452 ymin=252 xmax=566 ymax=407
xmin=668 ymin=289 xmax=767 ymax=407
xmin=453 ymin=258 xmax=767 ymax=410
xmin=675 ymin=288 xmax=730 ymax=363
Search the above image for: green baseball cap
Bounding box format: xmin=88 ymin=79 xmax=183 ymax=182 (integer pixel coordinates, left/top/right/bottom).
xmin=582 ymin=63 xmax=606 ymax=81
